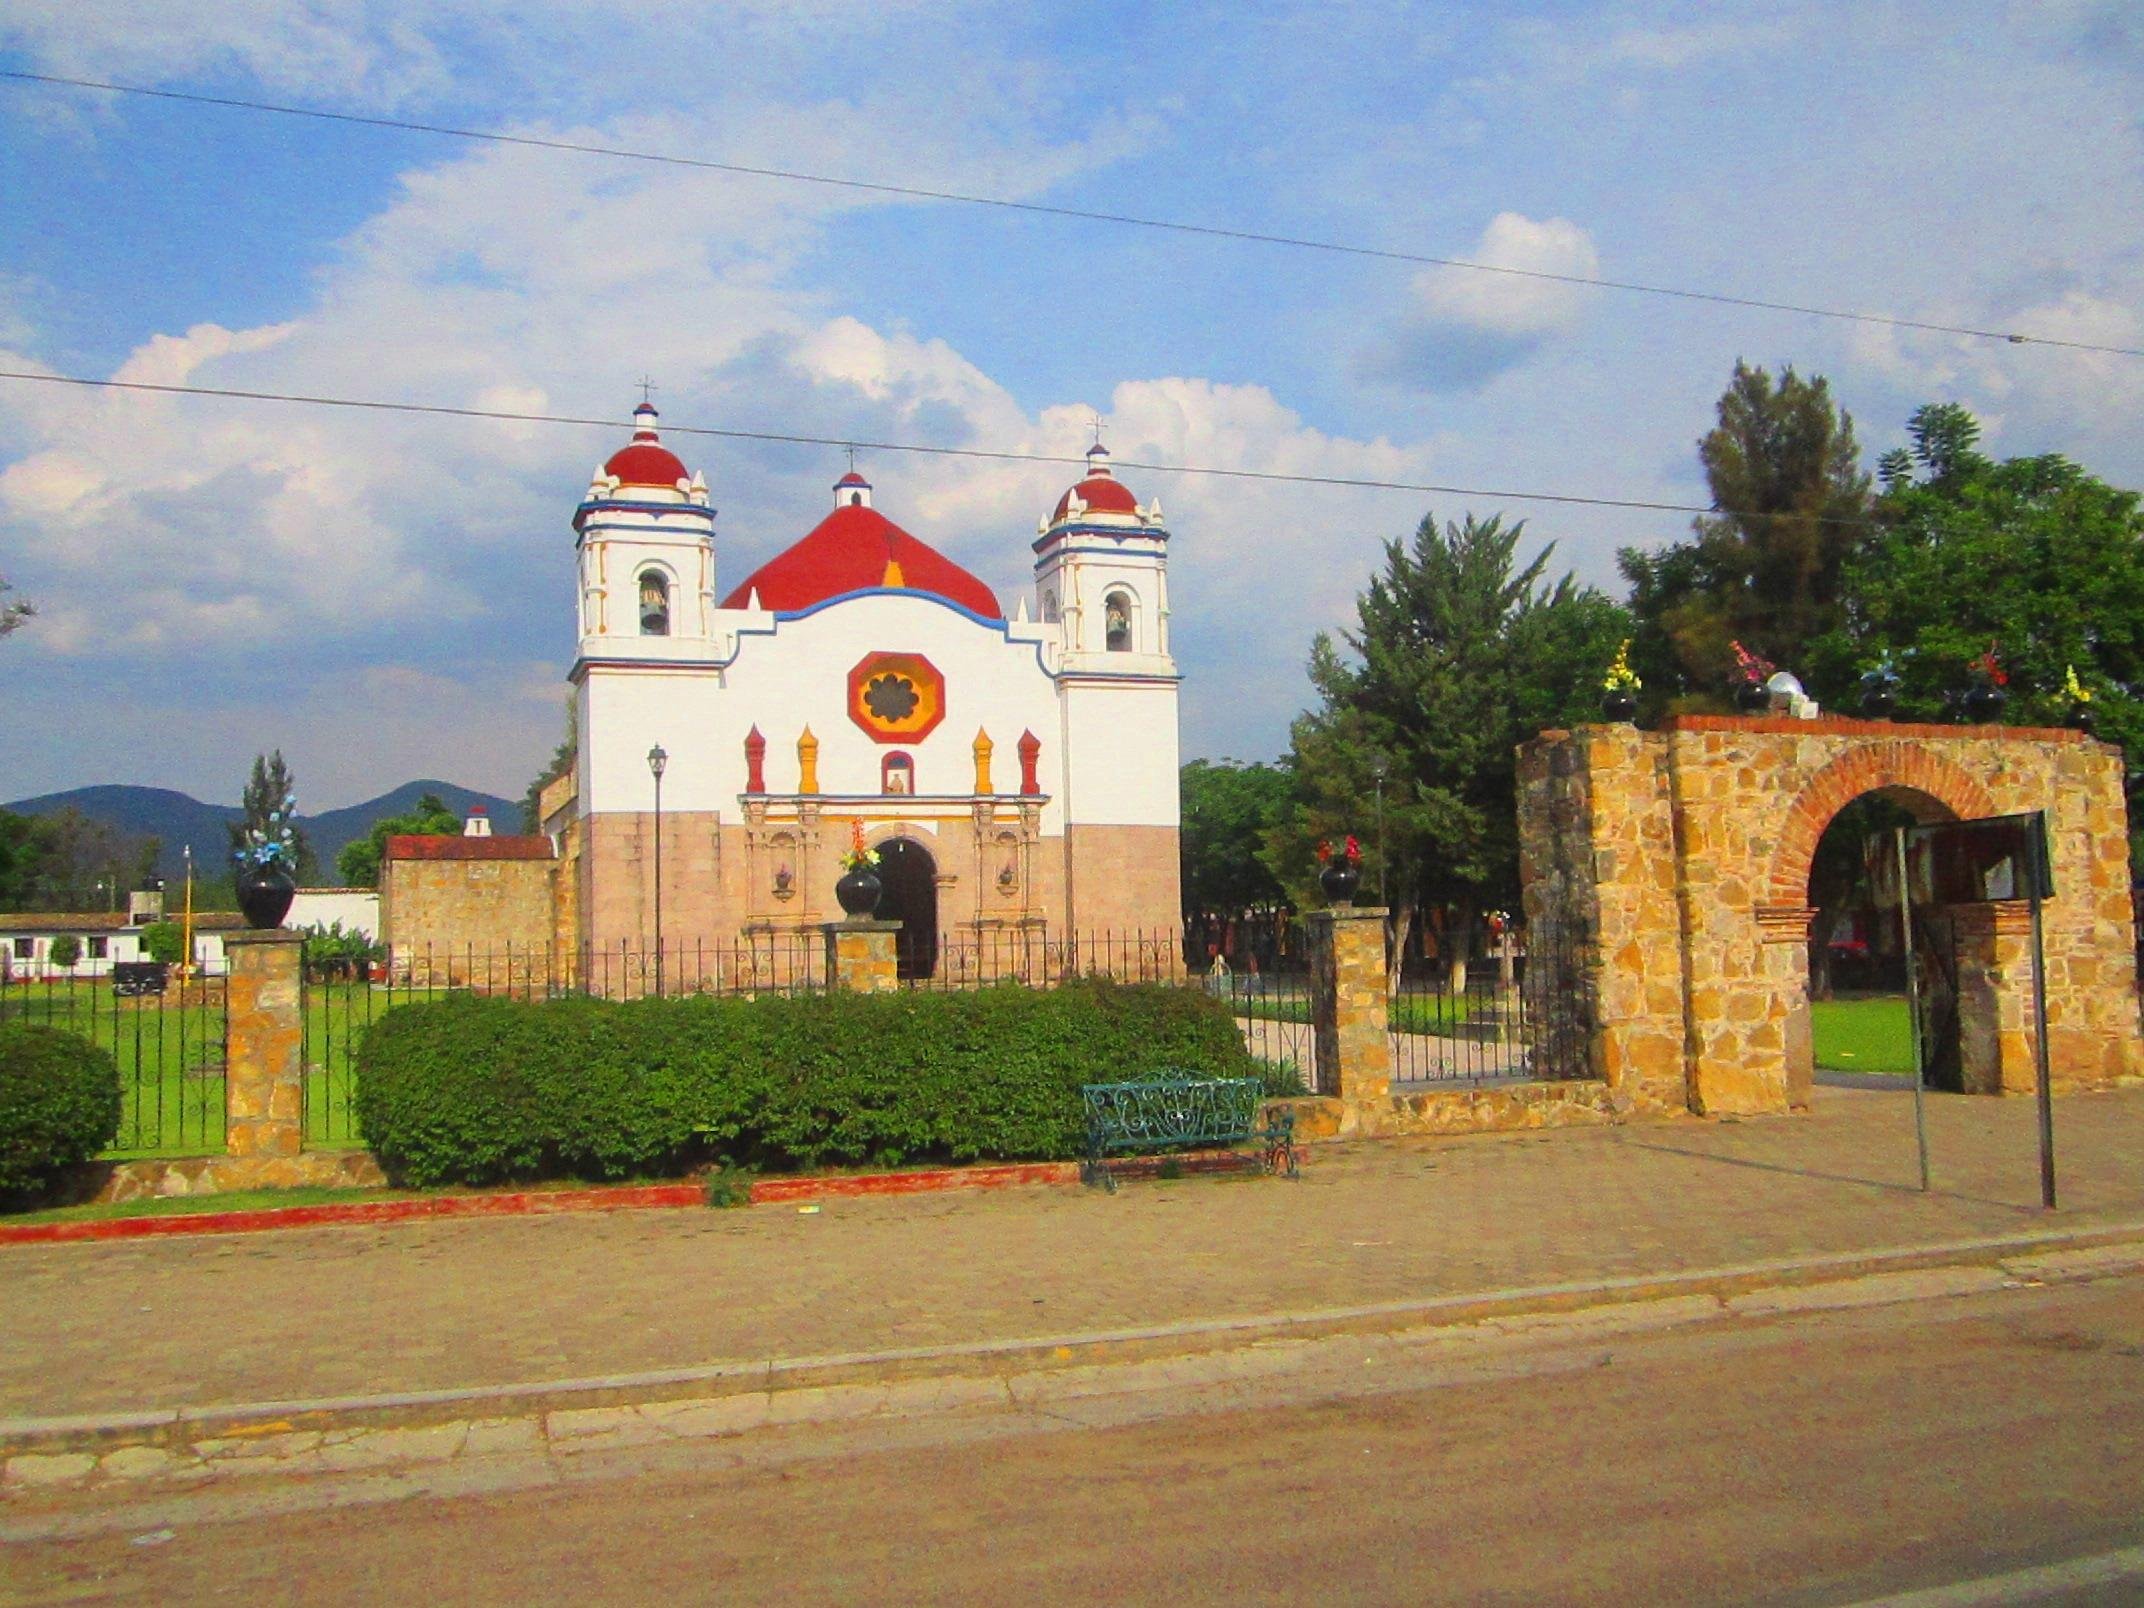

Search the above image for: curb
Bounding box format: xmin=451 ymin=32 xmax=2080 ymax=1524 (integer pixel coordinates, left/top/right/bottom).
xmin=6 ymin=1216 xmax=2143 ymax=1474
xmin=0 ymin=1157 xmax=1139 ymax=1245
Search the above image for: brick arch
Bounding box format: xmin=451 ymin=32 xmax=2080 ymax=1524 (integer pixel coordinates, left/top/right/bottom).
xmin=1765 ymin=740 xmax=2000 ymax=905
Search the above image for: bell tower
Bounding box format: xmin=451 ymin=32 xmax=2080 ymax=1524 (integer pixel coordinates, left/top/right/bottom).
xmin=573 ymin=401 xmax=716 ymax=662
xmin=1034 ymin=438 xmax=1182 ymax=933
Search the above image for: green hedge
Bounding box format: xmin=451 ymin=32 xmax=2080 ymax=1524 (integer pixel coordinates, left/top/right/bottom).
xmin=353 ymin=980 xmax=1266 ymax=1187
xmin=0 ymin=1024 xmax=123 ymax=1202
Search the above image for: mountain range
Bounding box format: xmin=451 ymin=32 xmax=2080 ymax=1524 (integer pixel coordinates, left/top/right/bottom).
xmin=3 ymin=781 xmax=523 ymax=883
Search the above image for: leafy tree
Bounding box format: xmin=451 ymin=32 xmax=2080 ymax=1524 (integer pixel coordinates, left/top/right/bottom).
xmin=47 ymin=935 xmax=81 ymax=970
xmin=228 ymin=751 xmax=316 ymax=882
xmin=140 ymin=922 xmax=185 ymax=965
xmin=337 ymin=792 xmax=462 ymax=886
xmin=0 ymin=807 xmax=159 ymax=912
xmin=1269 ymin=511 xmax=1629 ymax=985
xmin=520 ymin=698 xmax=579 ymax=833
xmin=1621 ymin=361 xmax=1872 ymax=707
xmin=0 ymin=574 xmax=29 ymax=638
xmin=300 ymin=920 xmax=384 ymax=979
xmin=1810 ymin=402 xmax=2144 ymax=859
xmin=1180 ymin=758 xmax=1294 ymax=922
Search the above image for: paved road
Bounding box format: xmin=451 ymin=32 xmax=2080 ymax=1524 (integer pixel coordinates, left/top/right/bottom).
xmin=8 ymin=1085 xmax=2144 ymax=1422
xmin=9 ymin=1270 xmax=2144 ymax=1605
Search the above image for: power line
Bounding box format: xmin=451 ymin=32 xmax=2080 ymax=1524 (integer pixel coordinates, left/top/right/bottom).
xmin=0 ymin=367 xmax=1895 ymax=528
xmin=6 ymin=68 xmax=2141 ymax=361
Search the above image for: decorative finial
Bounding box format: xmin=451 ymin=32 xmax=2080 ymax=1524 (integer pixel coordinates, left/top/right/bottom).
xmin=637 ymin=375 xmax=658 ymax=406
xmin=1089 ymin=410 xmax=1104 ymax=449
xmin=846 ymin=444 xmax=858 ymax=474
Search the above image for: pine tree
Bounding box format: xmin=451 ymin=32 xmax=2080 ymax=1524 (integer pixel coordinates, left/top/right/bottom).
xmin=1620 ymin=361 xmax=1872 ymax=705
xmin=1268 ymin=511 xmax=1627 ymax=984
xmin=228 ymin=751 xmax=317 ymax=882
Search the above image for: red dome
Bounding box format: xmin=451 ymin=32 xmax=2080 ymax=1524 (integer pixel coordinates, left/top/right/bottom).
xmin=605 ymin=438 xmax=690 ymax=488
xmin=1051 ymin=475 xmax=1141 ymax=522
xmin=722 ymin=505 xmax=1002 ymax=619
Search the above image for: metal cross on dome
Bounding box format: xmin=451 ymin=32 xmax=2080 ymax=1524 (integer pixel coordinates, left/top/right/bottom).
xmin=637 ymin=375 xmax=658 ymax=406
xmin=1089 ymin=411 xmax=1104 ymax=448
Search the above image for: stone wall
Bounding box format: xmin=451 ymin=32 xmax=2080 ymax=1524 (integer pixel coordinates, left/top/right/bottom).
xmin=381 ymin=854 xmax=562 ymax=985
xmin=1518 ymin=715 xmax=2144 ymax=1116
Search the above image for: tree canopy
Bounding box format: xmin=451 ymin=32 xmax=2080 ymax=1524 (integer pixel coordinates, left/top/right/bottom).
xmin=1621 ymin=361 xmax=1872 ymax=708
xmin=0 ymin=574 xmax=28 ymax=639
xmin=1179 ymin=759 xmax=1293 ymax=921
xmin=337 ymin=792 xmax=463 ymax=887
xmin=1267 ymin=511 xmax=1628 ymax=972
xmin=0 ymin=807 xmax=160 ymax=913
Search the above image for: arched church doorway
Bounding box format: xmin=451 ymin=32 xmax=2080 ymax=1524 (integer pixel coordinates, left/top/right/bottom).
xmin=876 ymin=836 xmax=939 ymax=980
xmin=1801 ymin=790 xmax=1963 ymax=1101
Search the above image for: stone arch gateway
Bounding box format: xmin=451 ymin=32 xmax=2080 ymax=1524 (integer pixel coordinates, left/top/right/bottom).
xmin=1517 ymin=715 xmax=2142 ymax=1117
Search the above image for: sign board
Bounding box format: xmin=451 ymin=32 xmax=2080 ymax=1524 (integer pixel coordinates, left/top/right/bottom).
xmin=1867 ymin=811 xmax=2053 ymax=908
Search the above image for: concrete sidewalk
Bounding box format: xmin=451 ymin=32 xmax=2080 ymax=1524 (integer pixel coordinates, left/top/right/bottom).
xmin=5 ymin=1082 xmax=2143 ymax=1427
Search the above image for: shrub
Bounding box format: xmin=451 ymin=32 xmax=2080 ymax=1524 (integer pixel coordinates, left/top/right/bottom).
xmin=47 ymin=935 xmax=81 ymax=971
xmin=354 ymin=979 xmax=1261 ymax=1187
xmin=140 ymin=922 xmax=184 ymax=965
xmin=0 ymin=1025 xmax=122 ymax=1202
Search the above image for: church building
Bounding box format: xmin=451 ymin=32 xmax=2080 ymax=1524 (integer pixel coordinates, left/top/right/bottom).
xmin=538 ymin=403 xmax=1184 ymax=980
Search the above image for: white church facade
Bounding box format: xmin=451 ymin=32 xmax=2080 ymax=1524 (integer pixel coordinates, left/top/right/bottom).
xmin=540 ymin=403 xmax=1184 ymax=980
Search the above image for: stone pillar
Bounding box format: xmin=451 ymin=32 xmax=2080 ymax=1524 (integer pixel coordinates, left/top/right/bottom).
xmin=1309 ymin=907 xmax=1389 ymax=1103
xmin=223 ymin=929 xmax=305 ymax=1158
xmin=1955 ymin=903 xmax=2038 ymax=1095
xmin=824 ymin=919 xmax=902 ymax=994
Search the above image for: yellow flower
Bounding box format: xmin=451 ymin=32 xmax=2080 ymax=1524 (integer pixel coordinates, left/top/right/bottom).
xmin=2063 ymin=664 xmax=2093 ymax=704
xmin=1602 ymin=639 xmax=1642 ymax=692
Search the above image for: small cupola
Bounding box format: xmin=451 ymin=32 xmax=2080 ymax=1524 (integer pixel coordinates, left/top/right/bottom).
xmin=463 ymin=807 xmax=493 ymax=838
xmin=834 ymin=468 xmax=873 ymax=510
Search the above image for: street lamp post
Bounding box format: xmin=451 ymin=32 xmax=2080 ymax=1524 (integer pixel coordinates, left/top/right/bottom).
xmin=1372 ymin=758 xmax=1389 ymax=910
xmin=647 ymin=744 xmax=668 ymax=997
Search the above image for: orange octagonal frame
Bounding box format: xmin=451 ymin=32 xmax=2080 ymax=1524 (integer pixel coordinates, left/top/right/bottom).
xmin=847 ymin=651 xmax=947 ymax=745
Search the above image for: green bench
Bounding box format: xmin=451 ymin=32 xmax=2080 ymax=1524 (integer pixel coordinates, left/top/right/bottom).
xmin=1080 ymin=1072 xmax=1298 ymax=1192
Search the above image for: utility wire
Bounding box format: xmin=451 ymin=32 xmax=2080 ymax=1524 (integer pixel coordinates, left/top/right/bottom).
xmin=6 ymin=68 xmax=2140 ymax=361
xmin=0 ymin=367 xmax=1899 ymax=528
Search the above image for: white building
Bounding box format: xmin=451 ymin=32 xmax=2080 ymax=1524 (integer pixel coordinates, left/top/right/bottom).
xmin=550 ymin=403 xmax=1183 ymax=977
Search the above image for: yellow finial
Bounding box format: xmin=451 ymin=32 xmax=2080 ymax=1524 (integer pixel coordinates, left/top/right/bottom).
xmin=797 ymin=726 xmax=820 ymax=794
xmin=973 ymin=729 xmax=995 ymax=795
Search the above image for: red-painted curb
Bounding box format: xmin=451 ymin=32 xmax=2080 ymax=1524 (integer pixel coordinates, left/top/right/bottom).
xmin=748 ymin=1161 xmax=1081 ymax=1202
xmin=0 ymin=1147 xmax=1289 ymax=1245
xmin=0 ymin=1184 xmax=704 ymax=1245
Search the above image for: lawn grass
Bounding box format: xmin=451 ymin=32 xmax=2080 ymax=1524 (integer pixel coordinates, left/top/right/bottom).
xmin=1811 ymin=994 xmax=1916 ymax=1074
xmin=1 ymin=979 xmax=457 ymax=1157
xmin=1229 ymin=988 xmax=1486 ymax=1035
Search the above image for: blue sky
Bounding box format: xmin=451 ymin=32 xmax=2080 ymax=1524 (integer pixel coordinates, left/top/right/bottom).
xmin=2 ymin=1 xmax=2141 ymax=807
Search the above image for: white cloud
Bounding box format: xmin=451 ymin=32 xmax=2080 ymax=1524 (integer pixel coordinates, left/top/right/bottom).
xmin=1360 ymin=213 xmax=1601 ymax=393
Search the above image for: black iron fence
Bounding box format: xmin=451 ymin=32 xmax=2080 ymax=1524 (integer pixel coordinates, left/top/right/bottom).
xmin=894 ymin=927 xmax=1183 ymax=989
xmin=0 ymin=964 xmax=227 ymax=1156
xmin=1389 ymin=920 xmax=1591 ymax=1086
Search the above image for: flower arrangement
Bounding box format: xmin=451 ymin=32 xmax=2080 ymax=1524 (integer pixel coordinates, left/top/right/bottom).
xmin=1859 ymin=652 xmax=1902 ymax=690
xmin=1316 ymin=835 xmax=1363 ymax=866
xmin=1603 ymin=640 xmax=1642 ymax=693
xmin=234 ymin=791 xmax=299 ymax=870
xmin=2062 ymin=664 xmax=2093 ymax=705
xmin=838 ymin=819 xmax=879 ymax=873
xmin=1969 ymin=641 xmax=2008 ymax=687
xmin=1729 ymin=640 xmax=1776 ymax=686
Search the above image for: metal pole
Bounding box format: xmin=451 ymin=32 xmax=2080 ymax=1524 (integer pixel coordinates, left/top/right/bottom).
xmin=2030 ymin=882 xmax=2057 ymax=1210
xmin=1895 ymin=827 xmax=1930 ymax=1193
xmin=652 ymin=768 xmax=664 ymax=999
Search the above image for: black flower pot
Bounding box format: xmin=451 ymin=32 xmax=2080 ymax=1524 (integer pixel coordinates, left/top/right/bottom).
xmin=1600 ymin=688 xmax=1638 ymax=722
xmin=1319 ymin=862 xmax=1361 ymax=906
xmin=1962 ymin=683 xmax=2008 ymax=724
xmin=835 ymin=867 xmax=882 ymax=918
xmin=236 ymin=864 xmax=296 ymax=930
xmin=1859 ymin=685 xmax=1898 ymax=720
xmin=1734 ymin=681 xmax=1773 ymax=713
xmin=2065 ymin=702 xmax=2096 ymax=735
